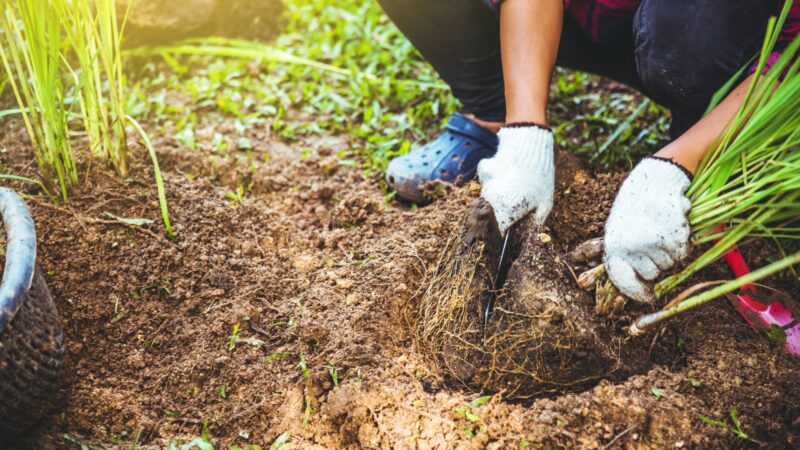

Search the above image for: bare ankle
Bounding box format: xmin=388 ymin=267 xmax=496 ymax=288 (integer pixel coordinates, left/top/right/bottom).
xmin=466 ymin=114 xmax=503 ymax=133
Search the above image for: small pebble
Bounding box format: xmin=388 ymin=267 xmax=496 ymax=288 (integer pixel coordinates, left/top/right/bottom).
xmin=336 ymin=278 xmax=354 ymax=289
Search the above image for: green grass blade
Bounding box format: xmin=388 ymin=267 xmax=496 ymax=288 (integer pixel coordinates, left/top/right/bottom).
xmin=125 ymin=116 xmax=173 ymax=237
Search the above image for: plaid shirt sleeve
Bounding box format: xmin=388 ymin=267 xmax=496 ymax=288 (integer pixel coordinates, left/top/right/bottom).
xmin=484 ymin=1 xmax=635 ymax=44
xmin=484 ymin=0 xmax=800 ymax=75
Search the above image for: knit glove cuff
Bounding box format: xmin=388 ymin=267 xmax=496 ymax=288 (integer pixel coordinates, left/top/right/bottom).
xmin=491 ymin=124 xmax=554 ymax=168
xmin=478 ymin=124 xmax=555 ymax=233
xmin=636 ymin=156 xmax=693 ymax=188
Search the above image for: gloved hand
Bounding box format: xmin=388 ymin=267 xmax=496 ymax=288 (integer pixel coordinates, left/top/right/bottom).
xmin=603 ymin=157 xmax=693 ymax=302
xmin=477 ymin=124 xmax=555 ymax=234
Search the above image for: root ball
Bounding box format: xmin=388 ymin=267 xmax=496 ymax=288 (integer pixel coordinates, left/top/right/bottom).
xmin=415 ymin=199 xmax=647 ymax=398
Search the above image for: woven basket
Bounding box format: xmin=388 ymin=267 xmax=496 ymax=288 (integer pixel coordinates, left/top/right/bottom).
xmin=0 ymin=188 xmax=64 ymax=442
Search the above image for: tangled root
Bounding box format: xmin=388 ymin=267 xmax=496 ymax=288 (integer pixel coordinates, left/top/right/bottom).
xmin=415 ymin=199 xmax=647 ymax=399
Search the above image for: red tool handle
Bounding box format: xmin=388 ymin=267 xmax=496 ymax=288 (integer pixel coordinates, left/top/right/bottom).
xmin=715 ymin=228 xmax=800 ymax=356
xmin=714 ymin=226 xmax=764 ymax=315
xmin=722 ymin=245 xmax=756 ymax=291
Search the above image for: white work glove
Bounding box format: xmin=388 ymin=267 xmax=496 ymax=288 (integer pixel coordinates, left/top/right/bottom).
xmin=477 ymin=124 xmax=555 ymax=234
xmin=603 ymin=157 xmax=693 ymax=303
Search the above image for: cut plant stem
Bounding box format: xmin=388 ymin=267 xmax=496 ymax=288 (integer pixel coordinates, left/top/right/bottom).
xmin=595 ymin=278 xmax=625 ymax=315
xmin=632 ymin=251 xmax=800 ymax=335
xmin=577 ymin=264 xmax=605 ymax=291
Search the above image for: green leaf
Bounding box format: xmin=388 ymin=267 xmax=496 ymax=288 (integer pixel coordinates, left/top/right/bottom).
xmin=101 ymin=212 xmax=155 ymax=226
xmin=465 ymin=412 xmax=480 ymax=423
xmin=271 ymin=431 xmax=290 ymax=450
xmin=126 ymin=116 xmax=174 ymax=237
xmin=264 ymin=352 xmax=293 ymax=364
xmin=766 ymin=324 xmax=787 ymax=346
xmin=325 ymin=363 xmax=339 ymax=386
xmin=61 ymin=434 xmax=90 ymax=450
xmin=0 ymin=173 xmax=46 ymax=191
xmin=729 ymin=408 xmax=742 ymax=430
xmin=651 ymin=387 xmax=664 ymax=398
xmin=237 ymin=136 xmax=253 ymax=150
xmin=184 ymin=437 xmax=214 ymax=450
xmin=470 ymin=395 xmax=492 ymax=408
xmin=700 ymin=415 xmax=727 ymax=429
xmin=650 ymin=387 xmax=664 ymax=398
xmin=229 ymin=323 xmax=240 ymax=351
xmin=298 ymin=353 xmax=310 ymax=379
xmin=240 ymin=336 xmax=264 ymax=348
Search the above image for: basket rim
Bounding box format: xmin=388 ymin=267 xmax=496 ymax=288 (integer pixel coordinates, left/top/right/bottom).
xmin=0 ymin=187 xmax=36 ymax=334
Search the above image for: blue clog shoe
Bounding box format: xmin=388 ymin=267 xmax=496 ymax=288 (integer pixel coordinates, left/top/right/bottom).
xmin=385 ymin=113 xmax=499 ymax=203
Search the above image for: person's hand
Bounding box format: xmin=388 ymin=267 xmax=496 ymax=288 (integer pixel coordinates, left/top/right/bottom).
xmin=603 ymin=157 xmax=693 ymax=302
xmin=477 ymin=124 xmax=555 ymax=234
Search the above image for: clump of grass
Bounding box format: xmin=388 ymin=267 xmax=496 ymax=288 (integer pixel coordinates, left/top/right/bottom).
xmin=56 ymin=0 xmax=129 ymax=175
xmin=0 ymin=0 xmax=77 ymax=200
xmin=1 ymin=0 xmax=172 ymax=235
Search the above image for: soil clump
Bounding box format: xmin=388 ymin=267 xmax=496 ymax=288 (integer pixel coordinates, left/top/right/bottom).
xmin=415 ymin=152 xmax=649 ymax=399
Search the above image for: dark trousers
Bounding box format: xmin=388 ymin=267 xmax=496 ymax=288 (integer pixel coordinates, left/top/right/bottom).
xmin=378 ymin=0 xmax=776 ymax=139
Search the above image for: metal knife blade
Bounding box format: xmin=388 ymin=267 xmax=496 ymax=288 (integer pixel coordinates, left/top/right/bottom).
xmin=483 ymin=225 xmax=515 ymax=342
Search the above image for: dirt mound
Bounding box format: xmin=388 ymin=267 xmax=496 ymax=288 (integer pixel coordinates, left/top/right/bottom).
xmin=416 ymin=172 xmax=648 ymax=398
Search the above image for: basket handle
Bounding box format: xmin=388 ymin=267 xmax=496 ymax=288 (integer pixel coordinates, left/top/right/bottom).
xmin=0 ymin=188 xmax=36 ymax=333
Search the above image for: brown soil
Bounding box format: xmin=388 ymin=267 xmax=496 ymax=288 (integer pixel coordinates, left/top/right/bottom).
xmin=1 ymin=121 xmax=800 ymax=449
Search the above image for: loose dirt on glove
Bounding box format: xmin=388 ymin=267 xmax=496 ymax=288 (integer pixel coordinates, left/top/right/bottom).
xmin=414 ymin=197 xmax=650 ymax=399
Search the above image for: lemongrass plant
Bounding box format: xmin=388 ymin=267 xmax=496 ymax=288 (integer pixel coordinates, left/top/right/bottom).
xmin=653 ymin=1 xmax=800 ymax=300
xmin=0 ymin=0 xmax=78 ymax=200
xmin=1 ymin=0 xmax=172 ymax=235
xmin=56 ymin=0 xmax=129 ymax=176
